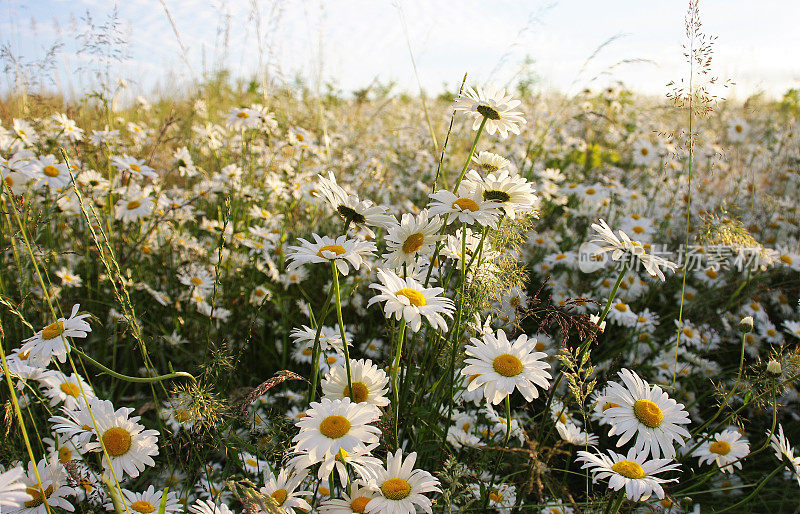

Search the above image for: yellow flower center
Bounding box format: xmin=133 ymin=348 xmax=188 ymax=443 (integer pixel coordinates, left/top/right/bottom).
xmin=402 ymin=233 xmax=425 ymax=254
xmin=5 ymin=176 xmax=14 ymax=186
xmin=317 ymin=244 xmax=346 ymax=257
xmin=318 ymin=486 xmax=330 ymax=495
xmin=780 ymin=255 xmax=793 ymax=264
xmin=102 ymin=427 xmax=133 ymax=456
xmin=614 ymin=303 xmax=627 ymax=312
xmin=43 ymin=165 xmax=60 ymax=177
xmin=489 ymin=491 xmax=503 ymax=503
xmin=633 ymin=226 xmax=645 ymax=234
xmin=709 ymin=440 xmax=732 ymax=455
xmin=343 ymin=381 xmax=370 ymax=403
xmin=395 ymin=288 xmax=426 ymax=306
xmin=633 ymin=399 xmax=664 ymax=428
xmin=302 ymin=348 xmax=313 ymax=356
xmin=640 ymin=147 xmax=649 ymax=156
xmin=80 ymin=479 xmax=93 ymax=492
xmin=127 ymin=200 xmax=141 ymax=210
xmin=326 ymin=356 xmax=338 ymax=365
xmin=58 ymin=446 xmax=73 ymax=463
xmin=735 ymin=124 xmax=743 ymax=133
xmin=602 ymin=402 xmax=620 ymax=412
xmin=129 ymin=164 xmax=141 ymax=172
xmin=190 ymin=277 xmax=204 ymax=286
xmin=611 ymin=460 xmax=645 ymax=479
xmin=271 ymin=489 xmax=287 ymax=506
xmin=42 ymin=321 xmax=65 ymax=340
xmin=452 ymin=198 xmax=479 ymax=212
xmin=246 ymin=458 xmax=258 ymax=467
xmin=60 ymin=382 xmax=81 ymax=397
xmin=534 ymin=341 xmax=545 ymax=351
xmin=492 ymin=353 xmax=524 ymax=377
xmin=131 ymin=500 xmax=156 ymax=513
xmin=476 ymin=104 xmax=501 ymax=120
xmin=237 ymin=111 xmax=250 ymax=118
xmin=175 ymin=409 xmax=191 ymax=423
xmin=705 ymin=269 xmax=718 ymax=279
xmin=381 ymin=478 xmax=411 ymax=500
xmin=319 ymin=414 xmax=351 ymax=439
xmin=24 ymin=486 xmax=54 ymax=508
xmin=350 ymin=496 xmax=371 ymax=513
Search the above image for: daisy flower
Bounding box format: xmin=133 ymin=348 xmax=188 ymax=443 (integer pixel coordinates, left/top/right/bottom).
xmin=368 ymin=268 xmax=454 ymax=332
xmin=0 ymin=466 xmax=28 ymax=509
xmin=177 ymin=265 xmax=216 ymax=298
xmin=239 ymin=451 xmax=271 ymax=476
xmin=590 ymin=219 xmax=677 ymax=281
xmin=383 ymin=210 xmax=444 ymax=269
xmin=428 ymin=184 xmax=502 ymax=226
xmin=322 ymin=358 xmax=390 ymax=406
xmin=260 ymin=468 xmax=312 ymax=513
xmin=290 ymin=324 xmax=350 ymax=355
xmin=83 ymin=399 xmax=160 ymax=479
xmin=49 ymin=400 xmax=99 ymax=451
xmin=117 ymin=485 xmax=182 ymax=514
xmin=472 ymin=151 xmax=512 ymax=174
xmin=769 ymin=424 xmax=800 ymax=486
xmin=39 ymin=371 xmax=95 ymax=411
xmin=556 ymin=422 xmax=599 ymax=446
xmin=224 ymin=107 xmax=263 ymax=130
xmin=292 ymin=398 xmax=381 ymax=463
xmin=464 ymin=168 xmax=538 ymax=219
xmin=54 ymin=267 xmax=82 ymax=288
xmin=316 ymin=172 xmax=396 ymax=236
xmin=289 ymin=443 xmax=382 ymax=485
xmin=576 ymin=448 xmax=680 ymax=501
xmin=600 ymin=369 xmax=691 ymax=459
xmin=110 ymin=154 xmax=157 ymax=179
xmin=20 ymin=304 xmax=92 ymax=366
xmin=26 ymin=155 xmax=71 ymax=192
xmin=319 ymin=481 xmax=379 ymax=514
xmin=114 ymin=188 xmax=154 ymax=222
xmin=453 ymin=85 xmax=526 ymax=138
xmin=692 ymin=430 xmax=750 ymax=473
xmin=286 ymin=234 xmax=376 ymax=276
xmin=364 ymin=450 xmax=441 ymax=514
xmin=783 ymin=320 xmax=800 ymax=340
xmin=187 ymin=499 xmax=234 ymax=514
xmin=461 ymin=329 xmax=552 ymax=405
xmin=470 ymin=481 xmax=516 ymax=512
xmin=12 ymin=119 xmax=38 ymax=146
xmin=10 ymin=457 xmax=76 ymax=514
xmin=43 ymin=431 xmax=84 ymax=465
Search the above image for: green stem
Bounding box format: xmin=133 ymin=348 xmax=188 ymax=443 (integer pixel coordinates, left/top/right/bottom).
xmin=392 ymin=319 xmax=407 ymax=446
xmin=331 ymin=261 xmax=354 ymax=401
xmin=453 ymin=117 xmax=487 ymax=191
xmin=605 ymin=490 xmax=625 ymax=514
xmin=307 ymin=284 xmax=336 ymax=404
xmin=73 ymin=347 xmax=196 ymax=384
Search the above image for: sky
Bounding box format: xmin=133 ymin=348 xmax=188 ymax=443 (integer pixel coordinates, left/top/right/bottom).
xmin=2 ymin=0 xmax=799 ymax=100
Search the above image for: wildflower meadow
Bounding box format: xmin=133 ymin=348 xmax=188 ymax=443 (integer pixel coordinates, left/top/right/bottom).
xmin=1 ymin=1 xmax=799 ymax=513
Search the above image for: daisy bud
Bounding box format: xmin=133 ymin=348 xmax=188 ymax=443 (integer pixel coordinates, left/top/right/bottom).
xmin=766 ymin=360 xmax=782 ymax=376
xmin=590 ymin=314 xmax=606 ymax=333
xmin=739 ymin=316 xmax=754 ymax=333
